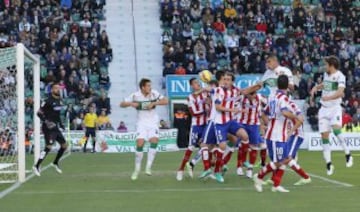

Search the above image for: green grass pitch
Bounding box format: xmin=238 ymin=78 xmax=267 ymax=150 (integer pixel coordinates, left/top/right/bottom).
xmin=0 ymin=150 xmax=359 ymax=212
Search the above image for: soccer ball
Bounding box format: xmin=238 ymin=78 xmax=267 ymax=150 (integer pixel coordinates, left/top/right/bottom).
xmin=199 ymin=70 xmax=212 ymax=83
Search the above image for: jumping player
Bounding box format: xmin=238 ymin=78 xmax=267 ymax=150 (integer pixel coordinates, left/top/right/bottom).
xmin=253 ymin=75 xmax=302 ymax=193
xmin=176 ymin=78 xmax=207 ymax=181
xmin=310 ymin=56 xmax=353 ymax=175
xmin=33 ymin=83 xmax=68 ymax=176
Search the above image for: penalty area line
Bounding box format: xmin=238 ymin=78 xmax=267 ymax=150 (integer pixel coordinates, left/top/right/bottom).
xmin=307 ymin=172 xmax=353 ymax=187
xmin=0 ymin=153 xmax=71 ymax=199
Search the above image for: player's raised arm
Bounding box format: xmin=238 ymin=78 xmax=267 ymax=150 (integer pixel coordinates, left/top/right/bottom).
xmin=321 ymin=87 xmax=345 ymax=102
xmin=240 ymin=81 xmax=263 ymax=95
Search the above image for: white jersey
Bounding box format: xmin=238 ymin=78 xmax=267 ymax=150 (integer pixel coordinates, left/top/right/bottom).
xmin=124 ymin=90 xmax=164 ymax=127
xmin=187 ymin=92 xmax=208 ymax=126
xmin=320 ymin=70 xmax=345 ymax=108
xmin=264 ymin=91 xmax=292 ymax=142
xmin=262 ymin=65 xmax=294 ymax=98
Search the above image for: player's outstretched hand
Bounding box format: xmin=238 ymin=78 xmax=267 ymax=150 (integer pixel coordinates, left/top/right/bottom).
xmin=130 ymin=102 xmax=139 ymax=109
xmin=145 ymin=102 xmax=156 ymax=110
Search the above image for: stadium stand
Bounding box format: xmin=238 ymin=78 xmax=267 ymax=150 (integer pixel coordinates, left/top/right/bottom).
xmin=159 ymin=0 xmax=360 ymax=131
xmin=0 ymin=0 xmax=112 ymax=133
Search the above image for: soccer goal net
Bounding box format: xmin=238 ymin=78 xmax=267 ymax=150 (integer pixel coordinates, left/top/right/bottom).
xmin=0 ymin=44 xmax=41 ymax=184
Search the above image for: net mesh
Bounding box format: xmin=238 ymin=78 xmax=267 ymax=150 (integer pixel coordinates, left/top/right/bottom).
xmin=0 ymin=47 xmax=18 ymax=183
xmin=0 ymin=47 xmax=36 ymax=183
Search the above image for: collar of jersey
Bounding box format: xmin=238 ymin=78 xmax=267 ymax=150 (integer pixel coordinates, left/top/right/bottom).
xmin=276 ymin=90 xmax=287 ymax=95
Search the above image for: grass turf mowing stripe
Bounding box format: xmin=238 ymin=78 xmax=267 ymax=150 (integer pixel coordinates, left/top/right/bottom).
xmin=12 ymin=185 xmax=348 ymax=195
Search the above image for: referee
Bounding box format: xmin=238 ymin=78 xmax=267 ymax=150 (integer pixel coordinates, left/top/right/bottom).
xmin=83 ymin=106 xmax=98 ymax=153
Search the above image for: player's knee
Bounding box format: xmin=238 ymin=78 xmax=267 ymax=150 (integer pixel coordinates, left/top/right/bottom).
xmin=61 ymin=143 xmax=68 ymax=150
xmin=218 ymin=142 xmax=227 ymax=151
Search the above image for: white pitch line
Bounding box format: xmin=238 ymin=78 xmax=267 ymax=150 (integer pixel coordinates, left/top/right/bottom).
xmin=13 ymin=185 xmax=344 ymax=195
xmin=307 ymin=173 xmax=354 ymax=187
xmin=0 ymin=153 xmax=71 ymax=199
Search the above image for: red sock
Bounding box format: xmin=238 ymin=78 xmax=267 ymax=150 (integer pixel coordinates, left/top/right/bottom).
xmin=201 ymin=148 xmax=211 ymax=170
xmin=214 ymin=150 xmax=224 ymax=173
xmin=249 ymin=149 xmax=257 ymax=166
xmin=209 ymin=151 xmax=214 ymax=166
xmin=291 ymin=165 xmax=309 ymax=179
xmin=223 ymin=151 xmax=233 ymax=165
xmin=273 ymin=169 xmax=285 ymax=187
xmin=260 ymin=149 xmax=267 ymax=166
xmin=237 ymin=146 xmax=242 ymax=167
xmin=258 ymin=163 xmax=275 ymax=179
xmin=240 ymin=143 xmax=249 ymax=165
xmin=178 ymin=149 xmax=192 ymax=171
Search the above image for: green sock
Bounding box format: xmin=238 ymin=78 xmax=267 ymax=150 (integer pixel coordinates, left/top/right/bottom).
xmin=322 ymin=138 xmax=330 ymax=145
xmin=227 ymin=141 xmax=234 ymax=147
xmin=136 ymin=146 xmax=143 ymax=152
xmin=333 ymin=129 xmax=341 ymax=136
xmin=150 ymin=143 xmax=158 ymax=149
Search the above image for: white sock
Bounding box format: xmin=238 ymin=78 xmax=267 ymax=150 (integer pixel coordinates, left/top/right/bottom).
xmin=336 ymin=134 xmax=350 ymax=155
xmin=222 ymin=145 xmax=235 ymax=159
xmin=288 ymin=159 xmax=300 ymax=169
xmin=191 ymin=149 xmax=202 ymax=165
xmin=146 ymin=148 xmax=157 ymax=169
xmin=135 ymin=151 xmax=143 ymax=172
xmin=322 ymin=143 xmax=332 ymax=163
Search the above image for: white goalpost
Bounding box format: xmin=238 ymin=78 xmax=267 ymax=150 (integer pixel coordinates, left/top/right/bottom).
xmin=0 ymin=44 xmax=40 ymax=184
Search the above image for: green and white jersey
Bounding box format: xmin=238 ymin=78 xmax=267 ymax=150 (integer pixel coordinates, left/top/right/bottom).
xmin=124 ymin=90 xmax=164 ymax=127
xmin=320 ymin=71 xmax=345 ymax=107
xmin=261 ymin=65 xmax=294 ymax=98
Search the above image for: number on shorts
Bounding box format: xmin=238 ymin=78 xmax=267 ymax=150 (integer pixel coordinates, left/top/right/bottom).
xmin=276 ymin=147 xmax=283 ymax=159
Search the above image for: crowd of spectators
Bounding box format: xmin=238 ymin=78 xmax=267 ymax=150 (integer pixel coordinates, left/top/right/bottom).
xmin=0 ymin=0 xmax=113 ymax=138
xmin=159 ymin=0 xmax=360 ymax=131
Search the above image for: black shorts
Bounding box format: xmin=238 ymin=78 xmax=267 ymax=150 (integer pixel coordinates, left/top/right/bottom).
xmin=85 ymin=127 xmax=96 ymax=138
xmin=43 ymin=128 xmax=66 ymax=146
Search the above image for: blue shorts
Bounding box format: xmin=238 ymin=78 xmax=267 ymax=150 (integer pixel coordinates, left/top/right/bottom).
xmin=215 ymin=120 xmax=243 ymax=143
xmin=242 ymin=124 xmax=261 ymax=145
xmin=188 ymin=125 xmax=205 ymax=146
xmin=287 ymin=135 xmax=304 ymax=159
xmin=267 ymin=139 xmax=289 ymax=163
xmin=202 ymin=122 xmax=217 ymax=145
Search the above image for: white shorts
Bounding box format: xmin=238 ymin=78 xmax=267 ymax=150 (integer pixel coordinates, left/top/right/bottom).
xmin=136 ymin=125 xmax=159 ymax=141
xmin=318 ymin=105 xmax=342 ymax=133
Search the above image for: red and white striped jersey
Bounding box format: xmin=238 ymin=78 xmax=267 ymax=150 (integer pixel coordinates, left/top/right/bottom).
xmin=287 ymin=100 xmax=304 ymax=138
xmin=211 ymin=86 xmax=240 ymax=124
xmin=264 ymin=91 xmax=293 ymax=142
xmin=187 ymin=92 xmax=208 ymax=126
xmin=237 ymin=94 xmax=267 ymax=125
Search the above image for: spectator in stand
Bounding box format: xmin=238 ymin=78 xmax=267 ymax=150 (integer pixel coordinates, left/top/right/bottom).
xmin=97 ymin=110 xmax=112 ymax=130
xmin=160 ymin=120 xmax=170 ymax=129
xmin=307 ymin=100 xmax=319 ymax=131
xmin=342 ymin=108 xmax=353 ymax=127
xmin=96 ymin=92 xmax=111 ymax=114
xmin=117 ymin=121 xmax=128 ymax=133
